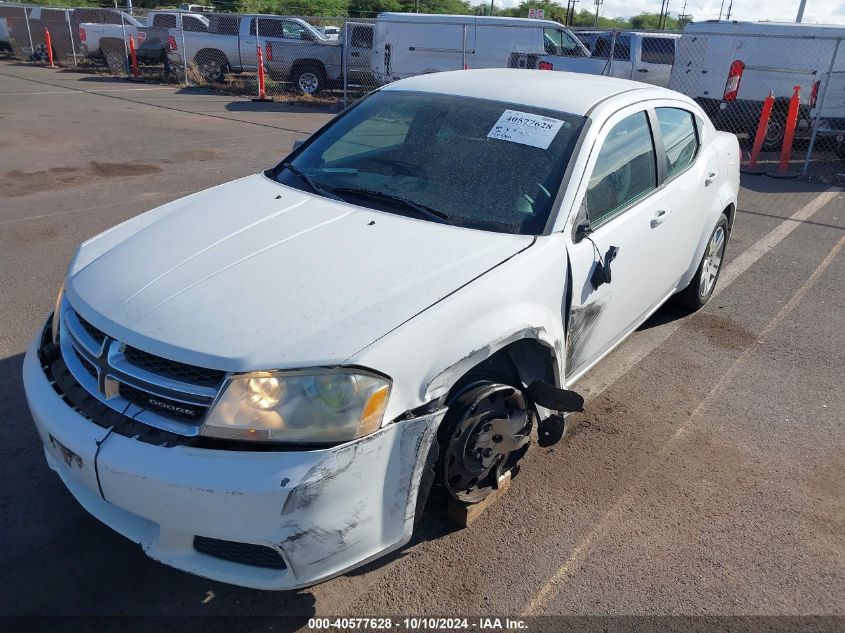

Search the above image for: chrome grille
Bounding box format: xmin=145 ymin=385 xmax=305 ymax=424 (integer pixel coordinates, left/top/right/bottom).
xmin=58 ymin=300 xmax=226 ymax=436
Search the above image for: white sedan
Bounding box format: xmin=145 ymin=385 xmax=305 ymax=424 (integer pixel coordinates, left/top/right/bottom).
xmin=23 ymin=69 xmax=739 ymax=590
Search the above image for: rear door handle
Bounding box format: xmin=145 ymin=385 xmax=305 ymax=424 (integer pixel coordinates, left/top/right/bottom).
xmin=651 ymin=209 xmax=670 ymax=228
xmin=637 ymin=68 xmax=649 ymax=72
xmin=705 ymin=171 xmax=717 ymax=186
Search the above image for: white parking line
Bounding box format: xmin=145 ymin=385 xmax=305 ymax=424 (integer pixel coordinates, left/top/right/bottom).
xmin=0 ymin=87 xmax=176 ymax=96
xmin=577 ymin=189 xmax=839 ymax=398
xmin=524 ymin=227 xmax=845 ymax=616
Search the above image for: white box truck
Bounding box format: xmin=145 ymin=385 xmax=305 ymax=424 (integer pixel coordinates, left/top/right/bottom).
xmin=669 ymin=20 xmax=845 ymax=154
xmin=371 ymin=13 xmax=588 ymax=84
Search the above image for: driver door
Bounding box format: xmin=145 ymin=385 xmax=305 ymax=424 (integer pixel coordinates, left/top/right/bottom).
xmin=565 ymin=106 xmax=683 ymax=381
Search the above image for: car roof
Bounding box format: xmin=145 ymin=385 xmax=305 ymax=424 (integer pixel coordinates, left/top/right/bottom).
xmin=377 ymin=12 xmax=565 ymax=29
xmin=684 ymin=20 xmax=845 ymax=36
xmin=381 ymin=69 xmax=680 ymax=116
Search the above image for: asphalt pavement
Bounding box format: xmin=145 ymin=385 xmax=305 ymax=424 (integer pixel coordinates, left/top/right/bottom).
xmin=0 ymin=65 xmax=842 ymax=631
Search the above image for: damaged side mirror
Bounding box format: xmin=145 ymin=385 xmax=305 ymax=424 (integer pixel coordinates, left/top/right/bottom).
xmin=590 ymin=245 xmax=619 ymax=290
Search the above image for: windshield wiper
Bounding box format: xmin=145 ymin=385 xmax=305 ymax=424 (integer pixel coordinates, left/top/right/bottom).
xmin=331 ymin=187 xmax=452 ymax=225
xmin=280 ymin=162 xmax=344 ymax=202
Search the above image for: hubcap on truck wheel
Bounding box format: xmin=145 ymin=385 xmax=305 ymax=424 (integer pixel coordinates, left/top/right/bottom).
xmin=297 ymin=72 xmax=319 ymax=93
xmin=201 ymin=60 xmax=225 ymax=83
xmin=699 ymin=226 xmax=726 ymax=299
xmin=442 ymin=384 xmax=531 ymax=503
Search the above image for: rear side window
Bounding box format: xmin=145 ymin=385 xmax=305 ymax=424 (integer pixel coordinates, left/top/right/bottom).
xmin=152 ymin=14 xmax=177 ymax=29
xmin=656 ymin=108 xmax=699 ymax=178
xmin=210 ymin=15 xmax=239 ymax=36
xmin=183 ymin=16 xmax=207 ymax=32
xmin=251 ymin=18 xmax=285 ymax=38
xmin=586 ymin=111 xmax=657 ymax=226
xmin=641 ymin=37 xmax=675 ymax=65
xmin=593 ymin=34 xmax=630 ymax=61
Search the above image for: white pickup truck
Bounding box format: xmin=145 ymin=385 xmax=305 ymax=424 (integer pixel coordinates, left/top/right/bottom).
xmin=545 ymin=30 xmax=679 ymax=88
xmin=79 ymin=11 xmax=209 ymax=73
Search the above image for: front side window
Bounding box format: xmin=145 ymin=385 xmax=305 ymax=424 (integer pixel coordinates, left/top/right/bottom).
xmin=656 ymin=107 xmax=699 ymax=179
xmin=586 ymin=111 xmax=657 ymax=226
xmin=282 ymin=20 xmax=308 ymax=40
xmin=612 ymin=35 xmax=631 ymax=61
xmin=277 ymin=91 xmax=586 ymax=235
xmin=544 ymin=28 xmax=585 ymax=57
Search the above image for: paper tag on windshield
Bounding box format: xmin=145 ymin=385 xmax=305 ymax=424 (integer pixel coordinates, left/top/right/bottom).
xmin=487 ymin=110 xmax=564 ymax=149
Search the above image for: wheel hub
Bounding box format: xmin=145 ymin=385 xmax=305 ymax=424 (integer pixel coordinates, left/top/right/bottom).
xmin=442 ymin=385 xmax=531 ymax=503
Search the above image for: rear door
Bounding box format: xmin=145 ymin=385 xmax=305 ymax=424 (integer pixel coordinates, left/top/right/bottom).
xmin=636 ymin=36 xmax=676 ymax=87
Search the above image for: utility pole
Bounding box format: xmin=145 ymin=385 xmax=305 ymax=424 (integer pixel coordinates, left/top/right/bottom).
xmin=490 ymin=0 xmax=494 ymax=16
xmin=726 ymin=0 xmax=734 ymax=19
xmin=718 ymin=0 xmax=726 ymax=19
xmin=796 ymin=0 xmax=807 ymax=22
xmin=593 ymin=0 xmax=603 ymax=27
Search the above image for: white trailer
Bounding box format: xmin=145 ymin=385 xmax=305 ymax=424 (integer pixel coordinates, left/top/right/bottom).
xmin=669 ymin=20 xmax=845 ymax=152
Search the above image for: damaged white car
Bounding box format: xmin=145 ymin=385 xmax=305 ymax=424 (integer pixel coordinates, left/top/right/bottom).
xmin=24 ymin=69 xmax=739 ymax=590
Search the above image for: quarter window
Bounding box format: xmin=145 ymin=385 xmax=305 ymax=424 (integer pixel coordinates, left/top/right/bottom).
xmin=586 ymin=111 xmax=657 ymax=226
xmin=656 ymin=108 xmax=699 ymax=179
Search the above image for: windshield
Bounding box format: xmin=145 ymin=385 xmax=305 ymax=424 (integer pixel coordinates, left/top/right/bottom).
xmin=275 ymin=91 xmax=586 ymax=235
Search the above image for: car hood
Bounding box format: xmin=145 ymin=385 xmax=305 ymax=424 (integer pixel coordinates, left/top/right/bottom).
xmin=66 ymin=174 xmax=533 ymax=371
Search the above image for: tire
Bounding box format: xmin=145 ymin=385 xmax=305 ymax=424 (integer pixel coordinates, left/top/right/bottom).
xmin=674 ymin=214 xmax=729 ymax=310
xmin=292 ymin=63 xmax=325 ymax=94
xmin=196 ymin=53 xmax=230 ymax=84
xmin=761 ymin=108 xmax=787 ymax=152
xmin=101 ymin=42 xmax=127 ymax=75
xmin=438 ymin=382 xmax=532 ymax=504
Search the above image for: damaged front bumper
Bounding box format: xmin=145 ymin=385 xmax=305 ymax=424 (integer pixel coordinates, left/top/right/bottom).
xmin=23 ymin=328 xmax=442 ymax=590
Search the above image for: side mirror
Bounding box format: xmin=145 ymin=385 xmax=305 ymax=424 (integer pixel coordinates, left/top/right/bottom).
xmin=590 ymin=245 xmax=620 ymax=290
xmin=292 ymin=139 xmax=305 ymax=151
xmin=573 ymin=222 xmax=591 ymax=243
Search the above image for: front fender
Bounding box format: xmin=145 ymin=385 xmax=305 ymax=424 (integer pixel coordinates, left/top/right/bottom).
xmin=347 ymin=236 xmax=569 ymax=421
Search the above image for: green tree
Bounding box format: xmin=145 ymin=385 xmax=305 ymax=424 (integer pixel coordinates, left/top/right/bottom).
xmin=235 ymin=0 xmax=350 ymax=16
xmin=629 ymin=11 xmax=682 ymax=29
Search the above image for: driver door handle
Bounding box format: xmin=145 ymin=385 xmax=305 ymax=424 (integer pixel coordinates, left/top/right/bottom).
xmin=651 ymin=209 xmax=670 ymax=228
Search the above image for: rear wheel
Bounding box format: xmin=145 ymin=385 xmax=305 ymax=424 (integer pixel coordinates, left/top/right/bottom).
xmin=197 ymin=54 xmax=230 ymax=84
xmin=674 ymin=214 xmax=729 ymax=310
xmin=439 ymin=383 xmax=532 ymax=504
xmin=102 ymin=42 xmax=127 ymax=74
xmin=292 ymin=64 xmax=325 ymax=94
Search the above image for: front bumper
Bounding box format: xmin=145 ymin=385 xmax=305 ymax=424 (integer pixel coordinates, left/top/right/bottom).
xmin=23 ymin=324 xmax=442 ymax=590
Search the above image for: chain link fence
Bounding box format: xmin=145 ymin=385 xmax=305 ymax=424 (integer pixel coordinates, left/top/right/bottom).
xmin=1 ymin=5 xmax=843 ymax=184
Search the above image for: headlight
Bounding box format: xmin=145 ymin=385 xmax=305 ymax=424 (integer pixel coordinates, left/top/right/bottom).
xmin=51 ymin=280 xmax=65 ymax=344
xmin=201 ymin=369 xmax=391 ymax=443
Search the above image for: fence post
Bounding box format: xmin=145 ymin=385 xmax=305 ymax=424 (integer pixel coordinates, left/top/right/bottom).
xmin=608 ymin=31 xmax=617 ymax=77
xmin=180 ymin=13 xmax=189 ymax=87
xmin=342 ymin=21 xmax=349 ymax=109
xmin=66 ymin=9 xmax=78 ymax=67
xmin=801 ymin=37 xmax=842 ymax=179
xmin=120 ymin=11 xmax=129 ymax=77
xmin=462 ymin=24 xmax=467 ymax=70
xmin=23 ymin=6 xmax=34 ymax=62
